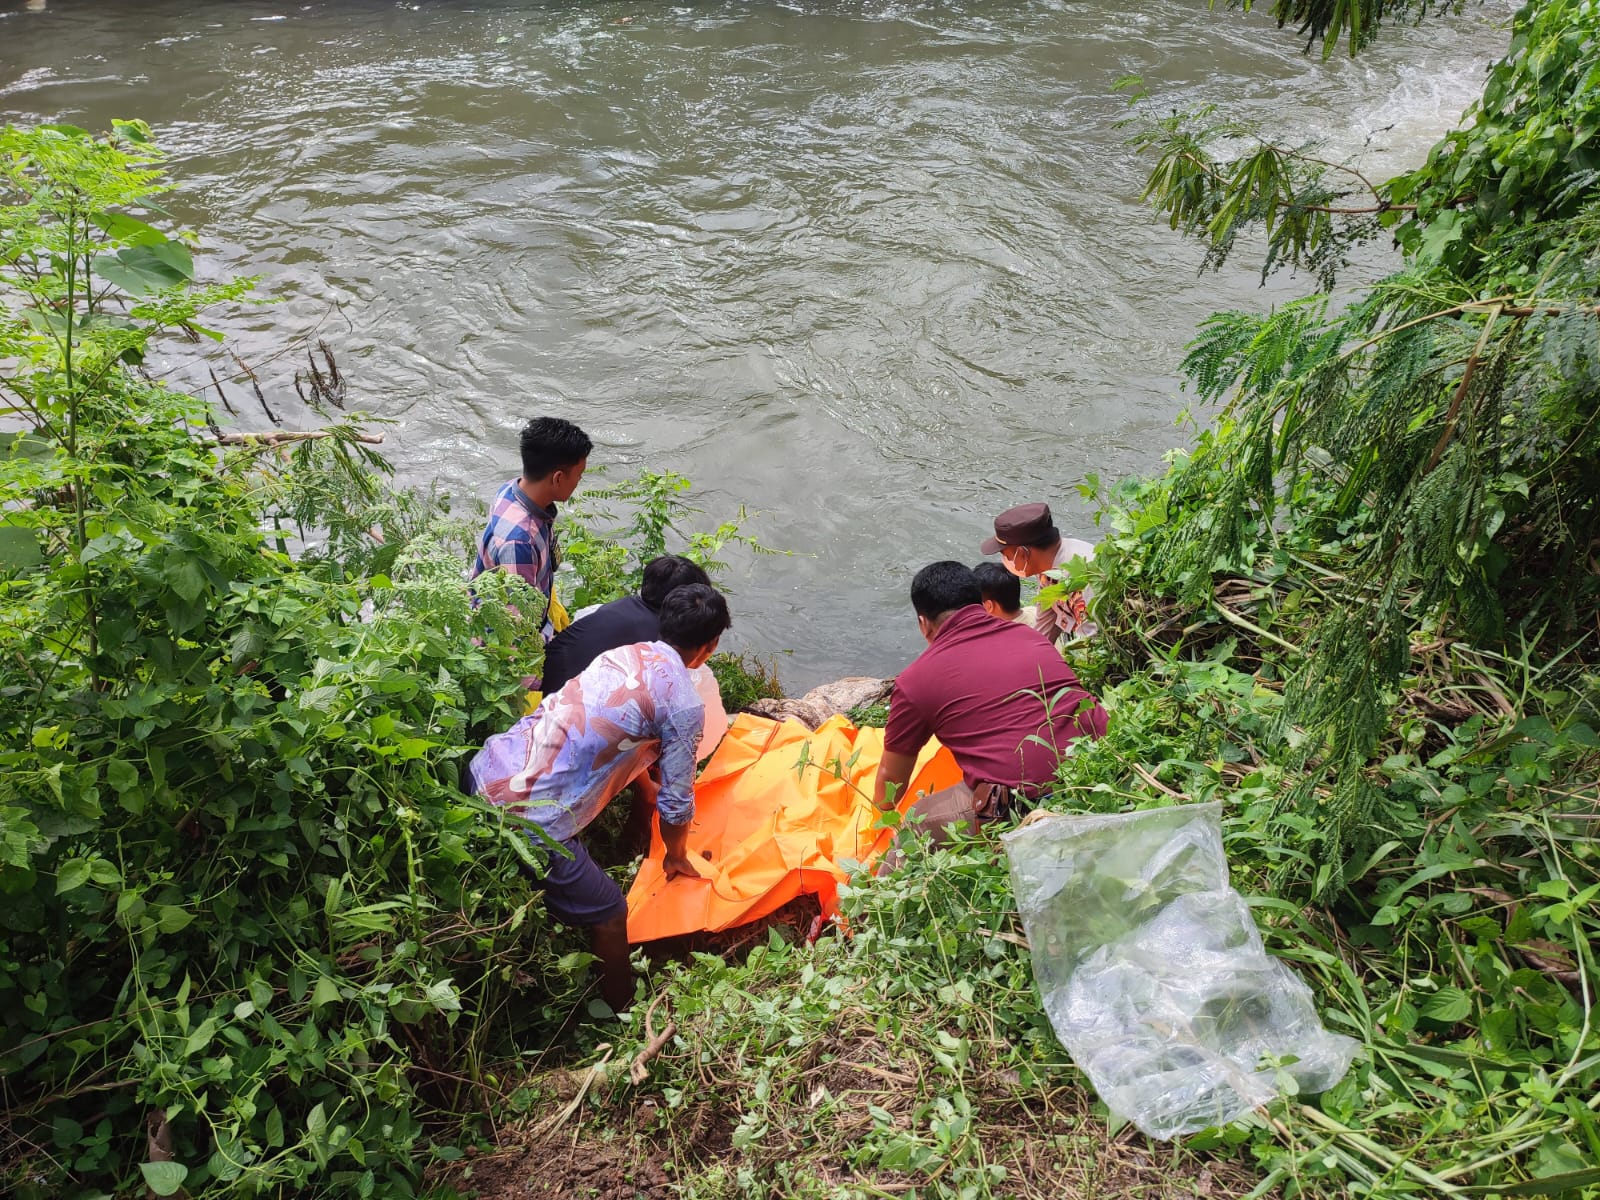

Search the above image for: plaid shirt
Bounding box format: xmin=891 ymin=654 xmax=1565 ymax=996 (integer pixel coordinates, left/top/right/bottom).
xmin=470 ymin=479 xmax=558 ymax=602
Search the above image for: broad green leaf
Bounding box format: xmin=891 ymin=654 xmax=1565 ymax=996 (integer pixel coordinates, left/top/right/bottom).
xmin=156 ymin=905 xmax=194 ymax=934
xmin=166 ymin=556 xmax=207 ymax=603
xmin=89 ymin=211 xmax=166 ymax=246
xmin=310 ymin=976 xmax=341 ymax=1009
xmin=184 ymin=1017 xmax=217 ymax=1057
xmin=51 ymin=1116 xmax=83 ymax=1148
xmin=1 ymin=431 xmax=55 ymax=463
xmin=143 ymin=239 xmax=195 ymax=279
xmin=1421 ymin=986 xmax=1472 ymax=1024
xmin=1415 ymin=211 xmax=1465 ymax=266
xmin=21 ymin=307 xmax=67 ymax=334
xmin=90 ymin=255 xmax=159 ymax=297
xmin=138 ymin=1162 xmax=188 ymax=1197
xmin=105 ymin=759 xmax=138 ymax=793
xmin=111 ymin=118 xmax=153 ymax=143
xmin=396 ymin=737 xmax=432 ymax=760
xmin=93 ymin=244 xmax=192 ymax=296
xmin=55 ymin=858 xmax=93 ymax=895
xmin=248 ymin=977 xmax=273 ymax=1012
xmin=0 ymin=524 xmax=44 ymax=576
xmin=88 ymin=859 xmax=121 ymax=887
xmin=424 ymin=979 xmax=461 ymax=1012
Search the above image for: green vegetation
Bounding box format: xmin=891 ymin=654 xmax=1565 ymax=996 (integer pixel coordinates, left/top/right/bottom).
xmin=706 ymin=651 xmax=784 ymax=713
xmin=558 ymin=468 xmax=780 ymax=613
xmin=0 ymin=120 xmax=597 ymax=1199
xmin=535 ymin=1 xmax=1597 ymax=1196
xmin=558 ymin=467 xmax=786 ymax=708
xmin=6 ymin=0 xmax=1598 ymax=1195
xmin=0 ymin=120 xmax=787 ymax=1200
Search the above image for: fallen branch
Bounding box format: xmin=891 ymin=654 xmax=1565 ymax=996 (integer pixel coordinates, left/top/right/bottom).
xmin=1424 ymin=304 xmax=1501 ymax=474
xmin=1132 ymin=761 xmax=1188 ymax=800
xmin=1210 ymin=596 xmax=1304 ymax=656
xmin=211 ymin=430 xmax=384 ymax=448
xmin=629 ymin=993 xmax=676 ymax=1085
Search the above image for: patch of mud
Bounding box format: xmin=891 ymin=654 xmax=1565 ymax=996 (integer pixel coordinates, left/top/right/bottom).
xmin=436 ymin=1133 xmax=672 ymax=1200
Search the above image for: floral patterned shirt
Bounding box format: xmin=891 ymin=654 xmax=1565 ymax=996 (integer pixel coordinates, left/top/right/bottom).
xmin=470 ymin=641 xmax=704 ymax=843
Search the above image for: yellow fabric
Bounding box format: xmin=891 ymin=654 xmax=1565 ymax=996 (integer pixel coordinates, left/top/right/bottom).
xmin=548 ymin=593 xmax=571 ymax=633
xmin=520 ymin=591 xmax=571 ymax=714
xmin=626 ymin=713 xmax=962 ymax=942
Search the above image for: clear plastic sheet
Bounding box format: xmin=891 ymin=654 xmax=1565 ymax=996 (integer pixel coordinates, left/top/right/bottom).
xmin=1002 ymin=802 xmax=1358 ymax=1139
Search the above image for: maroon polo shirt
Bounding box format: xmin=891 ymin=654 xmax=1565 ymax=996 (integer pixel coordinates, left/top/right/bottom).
xmin=885 ymin=605 xmax=1108 ymax=793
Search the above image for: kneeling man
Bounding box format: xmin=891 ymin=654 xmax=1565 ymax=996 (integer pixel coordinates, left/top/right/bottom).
xmin=873 ymin=561 xmax=1107 ymax=822
xmin=472 ymin=584 xmax=731 ymax=1010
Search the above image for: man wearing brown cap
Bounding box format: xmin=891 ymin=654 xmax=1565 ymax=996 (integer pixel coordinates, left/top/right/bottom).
xmin=980 ymin=502 xmax=1097 ymax=646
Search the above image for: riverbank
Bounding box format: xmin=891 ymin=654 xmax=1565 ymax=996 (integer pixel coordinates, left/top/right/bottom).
xmin=4 ymin=0 xmax=1598 ymax=1192
xmin=432 ymin=498 xmax=1596 ymax=1199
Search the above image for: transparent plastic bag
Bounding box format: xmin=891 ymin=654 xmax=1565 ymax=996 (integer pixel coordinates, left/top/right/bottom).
xmin=1002 ymin=802 xmax=1357 ymax=1139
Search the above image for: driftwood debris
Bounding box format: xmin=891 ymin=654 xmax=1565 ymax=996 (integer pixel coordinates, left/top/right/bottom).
xmin=747 ymin=676 xmax=892 ymax=730
xmin=212 ymin=430 xmax=384 ymax=448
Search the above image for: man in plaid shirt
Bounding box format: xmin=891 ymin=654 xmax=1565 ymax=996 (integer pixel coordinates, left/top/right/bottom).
xmin=471 ymin=416 xmax=592 ymax=637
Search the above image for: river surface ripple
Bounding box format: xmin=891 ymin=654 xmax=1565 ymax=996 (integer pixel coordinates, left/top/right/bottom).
xmin=1 ymin=0 xmax=1511 ymax=684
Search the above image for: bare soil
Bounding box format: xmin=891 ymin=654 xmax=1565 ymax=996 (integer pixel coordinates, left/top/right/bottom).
xmin=436 ymin=1133 xmax=673 ymax=1200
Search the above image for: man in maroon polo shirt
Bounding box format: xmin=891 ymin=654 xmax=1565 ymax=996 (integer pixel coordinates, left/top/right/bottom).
xmin=871 ymin=561 xmax=1107 ymax=821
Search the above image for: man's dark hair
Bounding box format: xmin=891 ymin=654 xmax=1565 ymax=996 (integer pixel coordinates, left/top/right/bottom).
xmin=973 ymin=561 xmax=1022 ymax=614
xmin=519 ymin=416 xmax=593 ymax=481
xmin=910 ymin=561 xmax=982 ymax=621
xmin=659 ymin=583 xmax=732 ymax=651
xmin=640 ymin=555 xmax=712 ymax=611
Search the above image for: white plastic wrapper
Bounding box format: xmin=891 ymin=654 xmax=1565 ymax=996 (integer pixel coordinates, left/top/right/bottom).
xmin=1002 ymin=802 xmax=1357 ymax=1139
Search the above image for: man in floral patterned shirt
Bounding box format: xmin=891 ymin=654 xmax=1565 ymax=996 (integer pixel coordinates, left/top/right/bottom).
xmin=471 ymin=584 xmax=732 ymax=1010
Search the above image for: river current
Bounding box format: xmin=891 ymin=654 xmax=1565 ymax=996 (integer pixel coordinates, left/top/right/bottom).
xmin=1 ymin=0 xmax=1511 ymax=685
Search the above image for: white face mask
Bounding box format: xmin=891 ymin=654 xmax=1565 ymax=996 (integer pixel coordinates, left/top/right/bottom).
xmin=1000 ymin=548 xmax=1031 ymax=579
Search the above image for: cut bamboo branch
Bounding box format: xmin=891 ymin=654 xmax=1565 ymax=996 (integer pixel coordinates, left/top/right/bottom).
xmin=1424 ymin=303 xmax=1501 ymax=474
xmin=1132 ymin=761 xmax=1187 ymax=800
xmin=1209 ymin=596 xmax=1304 ymax=656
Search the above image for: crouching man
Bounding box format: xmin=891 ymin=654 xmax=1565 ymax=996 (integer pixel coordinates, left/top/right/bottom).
xmin=470 ymin=584 xmax=732 ymax=1010
xmin=873 ymin=561 xmax=1107 ymax=827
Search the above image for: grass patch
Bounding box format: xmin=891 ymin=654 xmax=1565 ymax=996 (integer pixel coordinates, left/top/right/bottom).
xmin=709 ymin=650 xmax=784 ymax=712
xmin=541 ymin=832 xmax=1264 ymax=1199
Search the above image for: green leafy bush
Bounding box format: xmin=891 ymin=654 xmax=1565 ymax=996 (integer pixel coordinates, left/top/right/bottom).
xmin=557 ymin=469 xmax=780 ymax=611
xmin=0 ymin=121 xmax=587 ymax=1199
xmin=707 ymin=651 xmax=784 ymax=713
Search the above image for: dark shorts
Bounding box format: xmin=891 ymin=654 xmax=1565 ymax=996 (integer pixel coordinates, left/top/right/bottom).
xmin=525 ymin=835 xmax=627 ymax=927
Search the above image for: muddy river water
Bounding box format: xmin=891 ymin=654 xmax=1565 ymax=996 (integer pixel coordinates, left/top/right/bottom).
xmin=0 ymin=0 xmax=1511 ymax=684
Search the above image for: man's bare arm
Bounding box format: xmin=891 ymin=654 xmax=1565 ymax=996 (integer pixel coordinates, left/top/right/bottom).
xmin=660 ymin=818 xmax=701 ymax=880
xmin=873 ymin=749 xmax=918 ymax=812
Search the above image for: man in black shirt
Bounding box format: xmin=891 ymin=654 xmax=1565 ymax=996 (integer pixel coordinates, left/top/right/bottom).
xmin=541 ymin=555 xmax=713 ymax=694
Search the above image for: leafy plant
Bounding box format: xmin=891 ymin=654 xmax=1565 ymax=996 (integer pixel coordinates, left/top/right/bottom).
xmin=0 ymin=121 xmax=587 ymax=1199
xmin=708 ymin=651 xmax=784 ymax=713
xmin=557 ymin=469 xmax=781 ymax=610
xmin=1114 ymin=0 xmax=1600 ymax=870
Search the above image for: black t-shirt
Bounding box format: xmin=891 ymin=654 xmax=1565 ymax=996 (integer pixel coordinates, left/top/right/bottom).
xmin=540 ymin=594 xmax=660 ymax=693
